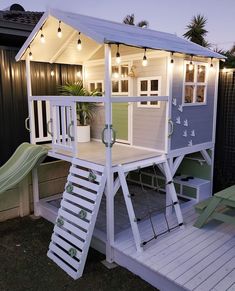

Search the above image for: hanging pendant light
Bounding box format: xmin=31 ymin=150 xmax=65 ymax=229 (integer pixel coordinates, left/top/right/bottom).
xmin=77 ymin=32 xmax=82 ymax=51
xmin=210 ymin=57 xmax=214 ymax=68
xmin=170 ymin=51 xmax=174 ymax=64
xmin=142 ymin=48 xmax=148 ymax=66
xmin=116 ymin=44 xmax=121 ymax=64
xmin=28 ymin=46 xmax=33 ymax=60
xmin=57 ymin=20 xmax=62 ymax=38
xmin=189 ymin=55 xmax=194 ymax=71
xmin=40 ymin=28 xmax=45 ymax=43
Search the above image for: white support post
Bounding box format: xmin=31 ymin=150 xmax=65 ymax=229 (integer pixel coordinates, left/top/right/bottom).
xmin=161 ymin=161 xmax=184 ymax=228
xmin=200 ymin=149 xmax=212 ymax=166
xmin=104 ymin=44 xmax=114 ymax=263
xmin=165 ymin=55 xmax=174 ymax=153
xmin=172 ymin=155 xmax=185 ymax=176
xmin=26 ymin=57 xmax=40 ymax=217
xmin=25 ymin=57 xmax=36 ymax=144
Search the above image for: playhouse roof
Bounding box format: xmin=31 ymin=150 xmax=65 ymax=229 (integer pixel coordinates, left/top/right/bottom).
xmin=16 ymin=8 xmax=225 ymax=63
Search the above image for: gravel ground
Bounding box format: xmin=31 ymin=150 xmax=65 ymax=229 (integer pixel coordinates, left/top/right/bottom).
xmin=0 ymin=216 xmax=158 ymax=291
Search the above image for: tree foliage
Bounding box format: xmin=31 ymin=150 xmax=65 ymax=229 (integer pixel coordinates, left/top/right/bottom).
xmin=123 ymin=14 xmax=149 ymax=28
xmin=183 ymin=14 xmax=210 ymax=48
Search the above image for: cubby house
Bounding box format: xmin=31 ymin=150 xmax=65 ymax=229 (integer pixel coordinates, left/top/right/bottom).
xmin=15 ymin=9 xmax=226 ymax=291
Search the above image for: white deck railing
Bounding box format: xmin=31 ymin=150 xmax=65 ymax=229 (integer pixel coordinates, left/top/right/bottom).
xmin=28 ymin=95 xmax=168 ymax=156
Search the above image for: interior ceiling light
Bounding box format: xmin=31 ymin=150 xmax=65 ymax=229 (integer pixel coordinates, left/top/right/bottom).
xmin=77 ymin=32 xmax=82 ymax=51
xmin=40 ymin=28 xmax=45 ymax=43
xmin=116 ymin=44 xmax=121 ymax=64
xmin=142 ymin=48 xmax=148 ymax=66
xmin=57 ymin=20 xmax=62 ymax=38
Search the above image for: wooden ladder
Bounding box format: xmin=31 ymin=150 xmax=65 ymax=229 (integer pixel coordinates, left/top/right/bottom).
xmin=47 ymin=158 xmax=106 ymax=279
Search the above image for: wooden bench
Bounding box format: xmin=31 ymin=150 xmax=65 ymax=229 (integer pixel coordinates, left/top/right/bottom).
xmin=194 ymin=185 xmax=235 ymax=228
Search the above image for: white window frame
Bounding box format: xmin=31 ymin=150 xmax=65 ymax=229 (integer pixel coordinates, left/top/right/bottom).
xmin=182 ymin=61 xmax=208 ymax=106
xmin=137 ymin=76 xmax=161 ymax=108
xmin=88 ymin=80 xmax=104 ymax=106
xmin=111 ymin=63 xmax=130 ymax=95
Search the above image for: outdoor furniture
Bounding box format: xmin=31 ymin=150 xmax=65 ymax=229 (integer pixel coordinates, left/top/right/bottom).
xmin=194 ymin=185 xmax=235 ymax=228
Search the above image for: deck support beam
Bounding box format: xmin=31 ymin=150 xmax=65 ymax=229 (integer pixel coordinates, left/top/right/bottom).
xmin=104 ymin=44 xmax=114 ymax=263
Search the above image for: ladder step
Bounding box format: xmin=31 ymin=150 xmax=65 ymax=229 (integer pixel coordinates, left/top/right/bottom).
xmin=70 ymin=166 xmax=102 ymax=183
xmin=49 ymin=242 xmax=80 ymax=270
xmin=59 ymin=216 xmax=87 ymax=241
xmin=59 ymin=209 xmax=90 ymax=230
xmin=72 ymin=185 xmax=97 ymax=202
xmin=61 ymin=200 xmax=92 ymax=221
xmin=51 ymin=233 xmax=81 ymax=260
xmin=69 ymin=175 xmax=99 ymax=192
xmin=54 ymin=225 xmax=85 ymax=250
xmin=64 ymin=192 xmax=95 ymax=211
xmin=47 ymin=251 xmax=79 ymax=280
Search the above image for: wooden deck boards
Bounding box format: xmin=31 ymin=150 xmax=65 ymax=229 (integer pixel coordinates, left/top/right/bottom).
xmin=47 ymin=141 xmax=162 ymax=166
xmin=113 ymin=205 xmax=235 ymax=291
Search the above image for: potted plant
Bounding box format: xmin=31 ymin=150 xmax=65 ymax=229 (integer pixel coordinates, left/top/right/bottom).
xmin=60 ymin=81 xmax=100 ymax=142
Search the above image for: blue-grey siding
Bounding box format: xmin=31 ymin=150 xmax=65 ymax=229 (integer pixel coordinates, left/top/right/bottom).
xmin=171 ymin=57 xmax=216 ymax=150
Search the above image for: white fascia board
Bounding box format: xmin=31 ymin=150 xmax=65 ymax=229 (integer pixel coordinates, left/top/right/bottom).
xmin=15 ymin=11 xmax=49 ymax=62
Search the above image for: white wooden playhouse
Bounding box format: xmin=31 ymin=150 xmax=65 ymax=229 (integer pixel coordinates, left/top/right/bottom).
xmin=15 ymin=9 xmax=231 ymax=291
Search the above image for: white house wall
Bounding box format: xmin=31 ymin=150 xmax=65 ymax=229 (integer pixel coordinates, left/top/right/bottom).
xmin=85 ymin=57 xmax=167 ymax=150
xmin=131 ymin=57 xmax=167 ymax=150
xmin=170 ymin=57 xmax=217 ymax=150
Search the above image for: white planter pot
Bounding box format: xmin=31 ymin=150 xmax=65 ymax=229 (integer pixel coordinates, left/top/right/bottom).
xmin=77 ymin=125 xmax=90 ymax=143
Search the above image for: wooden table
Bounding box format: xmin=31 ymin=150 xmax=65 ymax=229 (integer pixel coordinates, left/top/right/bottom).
xmin=194 ymin=185 xmax=235 ymax=228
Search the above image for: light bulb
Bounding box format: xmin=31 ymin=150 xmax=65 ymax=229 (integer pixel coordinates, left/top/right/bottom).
xmin=116 ymin=44 xmax=121 ymax=64
xmin=50 ymin=70 xmax=55 ymax=77
xmin=57 ymin=21 xmax=62 ymax=38
xmin=77 ymin=39 xmax=82 ymax=51
xmin=40 ymin=33 xmax=45 ymax=43
xmin=142 ymin=55 xmax=148 ymax=66
xmin=210 ymin=57 xmax=214 ymax=68
xmin=170 ymin=52 xmax=174 ymax=64
xmin=76 ymin=71 xmax=82 ymax=78
xmin=189 ymin=63 xmax=194 ymax=71
xmin=116 ymin=52 xmax=121 ymax=64
xmin=29 ymin=51 xmax=33 ymax=60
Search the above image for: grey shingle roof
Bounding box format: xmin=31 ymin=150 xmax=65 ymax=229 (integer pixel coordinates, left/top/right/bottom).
xmin=0 ymin=10 xmax=43 ymax=27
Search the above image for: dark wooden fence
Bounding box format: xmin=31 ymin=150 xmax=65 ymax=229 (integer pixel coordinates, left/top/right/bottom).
xmin=0 ymin=46 xmax=81 ymax=166
xmin=214 ymin=69 xmax=235 ymax=191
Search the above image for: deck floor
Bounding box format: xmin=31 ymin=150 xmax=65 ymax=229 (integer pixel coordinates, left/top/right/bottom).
xmin=47 ymin=141 xmax=162 ymax=166
xmin=113 ymin=205 xmax=235 ymax=291
xmin=42 ymin=183 xmax=235 ymax=291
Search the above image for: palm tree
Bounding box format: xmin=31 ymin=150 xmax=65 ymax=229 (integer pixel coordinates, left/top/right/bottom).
xmin=216 ymin=45 xmax=235 ymax=68
xmin=183 ymin=14 xmax=210 ymax=48
xmin=123 ymin=14 xmax=149 ymax=28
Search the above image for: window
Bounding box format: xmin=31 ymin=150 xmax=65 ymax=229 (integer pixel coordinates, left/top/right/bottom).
xmin=112 ymin=64 xmax=129 ymax=94
xmin=137 ymin=77 xmax=161 ymax=108
xmin=183 ymin=62 xmax=208 ymax=105
xmin=88 ymin=81 xmax=103 ymax=94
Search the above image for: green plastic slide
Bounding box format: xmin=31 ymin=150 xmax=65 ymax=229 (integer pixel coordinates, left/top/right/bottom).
xmin=0 ymin=143 xmax=48 ymax=194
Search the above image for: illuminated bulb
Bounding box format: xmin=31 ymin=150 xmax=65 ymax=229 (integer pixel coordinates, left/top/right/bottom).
xmin=77 ymin=39 xmax=82 ymax=51
xmin=76 ymin=71 xmax=82 ymax=78
xmin=40 ymin=28 xmax=45 ymax=43
xmin=50 ymin=69 xmax=55 ymax=77
xmin=57 ymin=21 xmax=62 ymax=38
xmin=29 ymin=51 xmax=33 ymax=60
xmin=142 ymin=55 xmax=148 ymax=66
xmin=199 ymin=67 xmax=203 ymax=73
xmin=142 ymin=48 xmax=148 ymax=66
xmin=113 ymin=72 xmax=119 ymax=78
xmin=189 ymin=63 xmax=194 ymax=71
xmin=223 ymin=67 xmax=227 ymax=73
xmin=116 ymin=44 xmax=121 ymax=64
